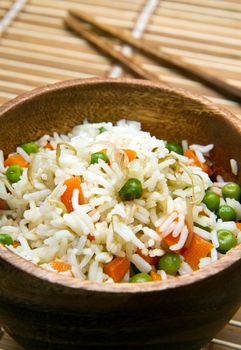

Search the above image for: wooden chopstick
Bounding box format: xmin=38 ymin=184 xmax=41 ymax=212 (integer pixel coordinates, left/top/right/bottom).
xmin=65 ymin=16 xmax=160 ymax=82
xmin=68 ymin=9 xmax=241 ymax=104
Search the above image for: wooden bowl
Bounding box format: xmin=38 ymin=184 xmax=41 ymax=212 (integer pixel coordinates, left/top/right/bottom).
xmin=0 ymin=78 xmax=241 ymax=350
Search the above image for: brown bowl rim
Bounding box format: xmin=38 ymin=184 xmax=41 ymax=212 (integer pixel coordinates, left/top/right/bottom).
xmin=0 ymin=77 xmax=241 ymax=293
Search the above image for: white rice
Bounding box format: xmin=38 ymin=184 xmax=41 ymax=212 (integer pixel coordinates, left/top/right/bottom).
xmin=149 ymin=248 xmax=165 ymax=257
xmin=211 ymin=248 xmax=218 ymax=263
xmin=216 ymin=175 xmax=225 ymax=183
xmin=190 ymin=144 xmax=214 ymax=153
xmin=238 ymin=231 xmax=241 ymax=243
xmin=131 ymin=254 xmax=152 ymax=273
xmin=0 ymin=119 xmax=240 ymax=283
xmin=230 ymin=159 xmax=238 ymax=176
xmin=199 ymin=257 xmax=212 ymax=268
xmin=193 ymin=226 xmax=211 ymax=241
xmin=178 ymin=261 xmax=193 ymax=276
xmin=158 ymin=270 xmax=168 ymax=280
xmin=181 ymin=140 xmax=188 ymax=153
xmin=169 ymin=225 xmax=189 ymax=251
xmin=210 ymin=230 xmax=219 ymax=249
xmin=0 ymin=151 xmax=4 ymax=173
xmin=16 ymin=147 xmax=30 ymax=163
xmin=226 ymin=198 xmax=241 ymax=220
xmin=194 ymin=149 xmax=206 ymax=164
xmin=142 ymin=227 xmax=161 ymax=241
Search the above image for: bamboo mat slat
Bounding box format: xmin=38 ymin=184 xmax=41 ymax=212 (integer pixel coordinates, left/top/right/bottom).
xmin=0 ymin=0 xmax=13 ymax=19
xmin=1 ymin=1 xmax=241 ymax=349
xmin=158 ymin=1 xmax=241 ymax=20
xmin=154 ymin=8 xmax=241 ymax=29
xmin=0 ymin=1 xmax=15 ymax=11
xmin=150 ymin=16 xmax=241 ymax=38
xmin=30 ymin=0 xmax=142 ymax=12
xmin=171 ymin=0 xmax=241 ymax=11
xmin=1 ymin=38 xmax=109 ymax=62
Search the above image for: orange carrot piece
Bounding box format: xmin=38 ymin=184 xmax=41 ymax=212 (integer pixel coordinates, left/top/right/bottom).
xmin=61 ymin=177 xmax=85 ymax=212
xmin=156 ymin=220 xmax=181 ymax=253
xmin=236 ymin=223 xmax=241 ymax=231
xmin=136 ymin=248 xmax=159 ymax=266
xmin=183 ymin=234 xmax=213 ymax=270
xmin=201 ymin=162 xmax=213 ymax=176
xmin=124 ymin=149 xmax=137 ymax=162
xmin=13 ymin=240 xmax=20 ymax=248
xmin=162 ymin=233 xmax=181 ymax=253
xmin=51 ymin=261 xmax=71 ymax=272
xmin=0 ymin=199 xmax=8 ymax=210
xmin=87 ymin=233 xmax=95 ymax=241
xmin=44 ymin=143 xmax=54 ymax=150
xmin=184 ymin=149 xmax=197 ymax=164
xmin=104 ymin=257 xmax=130 ymax=282
xmin=184 ymin=149 xmax=212 ymax=176
xmin=163 ymin=233 xmax=179 ymax=247
xmin=150 ymin=271 xmax=161 ymax=281
xmin=4 ymin=154 xmax=28 ymax=168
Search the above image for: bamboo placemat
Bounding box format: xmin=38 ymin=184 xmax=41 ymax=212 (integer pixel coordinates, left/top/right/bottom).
xmin=0 ymin=1 xmax=241 ymax=349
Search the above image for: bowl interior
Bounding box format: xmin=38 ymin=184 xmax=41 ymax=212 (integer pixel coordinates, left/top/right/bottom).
xmin=1 ymin=78 xmax=240 ymax=183
xmin=0 ymin=78 xmax=241 ymax=291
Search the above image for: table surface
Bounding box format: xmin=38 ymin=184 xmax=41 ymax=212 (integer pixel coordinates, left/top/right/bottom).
xmin=0 ymin=0 xmax=241 ymax=349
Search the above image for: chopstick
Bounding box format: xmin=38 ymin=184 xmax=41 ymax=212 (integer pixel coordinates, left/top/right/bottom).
xmin=67 ymin=9 xmax=241 ymax=104
xmin=65 ymin=16 xmax=160 ymax=82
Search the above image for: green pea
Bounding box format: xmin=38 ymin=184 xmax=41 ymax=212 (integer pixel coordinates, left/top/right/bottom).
xmin=0 ymin=234 xmax=13 ymax=246
xmin=21 ymin=142 xmax=39 ymax=155
xmin=203 ymin=191 xmax=220 ymax=212
xmin=119 ymin=178 xmax=143 ymax=201
xmin=166 ymin=141 xmax=183 ymax=155
xmin=217 ymin=229 xmax=237 ymax=254
xmin=98 ymin=127 xmax=107 ymax=134
xmin=218 ymin=205 xmax=236 ymax=222
xmin=157 ymin=253 xmax=181 ymax=275
xmin=90 ymin=152 xmax=109 ymax=165
xmin=222 ymin=182 xmax=241 ymax=202
xmin=6 ymin=164 xmax=23 ymax=183
xmin=129 ymin=272 xmax=152 ymax=283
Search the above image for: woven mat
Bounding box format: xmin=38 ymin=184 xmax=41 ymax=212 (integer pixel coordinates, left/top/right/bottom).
xmin=0 ymin=1 xmax=241 ymax=349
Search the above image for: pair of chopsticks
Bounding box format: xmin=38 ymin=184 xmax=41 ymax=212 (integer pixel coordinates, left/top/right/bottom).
xmin=65 ymin=10 xmax=241 ymax=104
